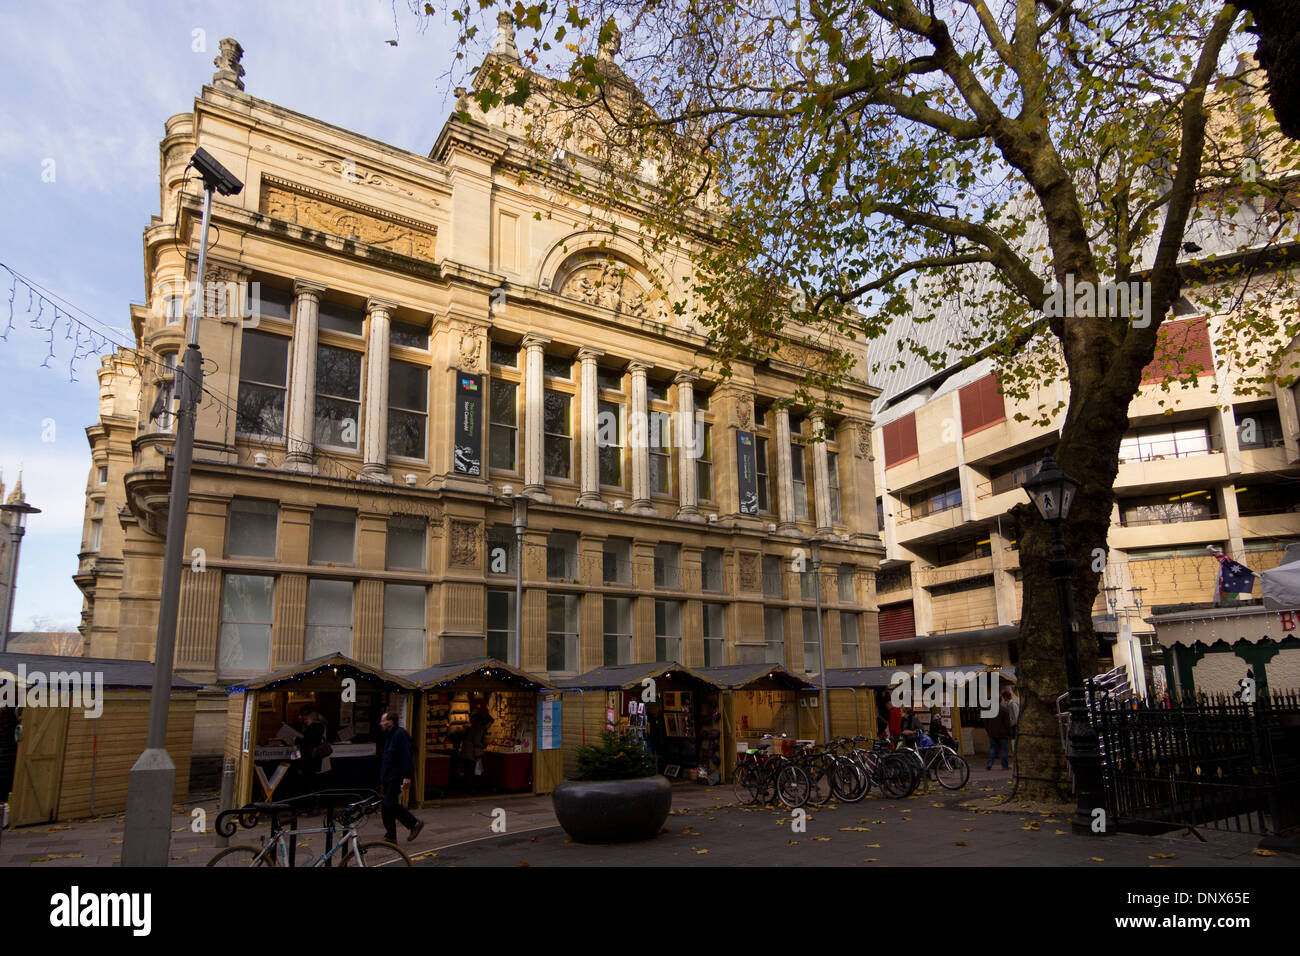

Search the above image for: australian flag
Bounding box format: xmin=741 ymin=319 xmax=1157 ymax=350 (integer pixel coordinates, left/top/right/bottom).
xmin=1211 ymin=550 xmax=1257 ymax=601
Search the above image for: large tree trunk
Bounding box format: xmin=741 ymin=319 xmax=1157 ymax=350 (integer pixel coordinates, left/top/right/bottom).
xmin=1013 ymin=389 xmax=1128 ymax=801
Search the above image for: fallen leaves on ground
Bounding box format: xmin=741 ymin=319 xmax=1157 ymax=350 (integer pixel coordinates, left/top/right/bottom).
xmin=787 ymin=840 xmax=799 ymax=846
xmin=1089 ymin=857 xmax=1105 ymax=862
xmin=517 ymin=861 xmax=530 ymax=867
xmin=690 ymin=847 xmax=709 ymax=854
xmin=955 ymin=841 xmax=968 ymax=847
xmin=30 ymin=853 xmax=85 ymax=863
xmin=44 ymin=825 xmax=73 ymax=833
xmin=839 ymin=827 xmax=871 ymax=832
xmin=1253 ymin=849 xmax=1276 ymax=857
xmin=1149 ymin=853 xmax=1176 ymax=860
xmin=961 ymin=828 xmax=973 ymax=833
xmin=865 ymin=858 xmax=879 ymax=862
xmin=1055 ymin=830 xmax=1069 ymax=835
xmin=1022 ymin=821 xmax=1041 ymax=831
xmin=812 ymin=836 xmax=831 ymax=842
xmin=866 ymin=843 xmax=881 ymax=848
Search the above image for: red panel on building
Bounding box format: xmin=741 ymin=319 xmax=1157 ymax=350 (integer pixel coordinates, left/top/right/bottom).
xmin=879 ymin=602 xmax=917 ymax=642
xmin=882 ymin=413 xmax=919 ymax=468
xmin=959 ymin=374 xmax=1006 ymax=436
xmin=1141 ymin=317 xmax=1213 ymax=384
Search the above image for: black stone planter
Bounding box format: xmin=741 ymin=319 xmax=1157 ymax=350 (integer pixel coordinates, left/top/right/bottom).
xmin=552 ymin=776 xmax=673 ymax=844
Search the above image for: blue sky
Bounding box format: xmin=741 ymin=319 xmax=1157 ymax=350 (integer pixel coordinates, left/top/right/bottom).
xmin=0 ymin=0 xmax=466 ymax=630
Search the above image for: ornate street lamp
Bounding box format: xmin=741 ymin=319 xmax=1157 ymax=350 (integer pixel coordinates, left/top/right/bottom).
xmin=1022 ymin=454 xmax=1109 ymax=836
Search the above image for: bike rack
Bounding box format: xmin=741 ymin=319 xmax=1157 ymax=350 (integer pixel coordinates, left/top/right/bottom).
xmin=214 ymin=787 xmax=379 ymax=867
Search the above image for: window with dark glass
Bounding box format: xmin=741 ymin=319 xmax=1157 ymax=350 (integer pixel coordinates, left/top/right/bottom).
xmin=598 ymin=400 xmax=623 ymax=486
xmin=490 ymin=379 xmax=518 ymax=471
xmin=317 ymin=299 xmax=364 ymax=335
xmin=544 ymin=390 xmax=572 ymax=478
xmin=236 ymin=330 xmax=290 ymax=438
xmin=314 ymin=344 xmax=362 ymax=449
xmin=756 ymin=436 xmax=771 ymax=512
xmin=490 ymin=341 xmax=518 ymax=368
xmin=390 ymin=320 xmax=429 ymax=350
xmin=388 ymin=358 xmax=427 ymax=458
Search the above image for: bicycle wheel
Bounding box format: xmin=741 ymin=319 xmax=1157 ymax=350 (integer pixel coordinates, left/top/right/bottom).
xmin=754 ymin=764 xmax=778 ymax=806
xmin=206 ymin=844 xmax=273 ymax=867
xmin=935 ymin=749 xmax=970 ymax=790
xmin=776 ymin=764 xmax=810 ymax=809
xmin=833 ymin=761 xmax=869 ymax=803
xmin=881 ymin=754 xmax=917 ymax=798
xmin=342 ymin=841 xmax=413 ymax=867
xmin=733 ymin=763 xmax=758 ymax=806
xmin=805 ymin=761 xmax=833 ymax=807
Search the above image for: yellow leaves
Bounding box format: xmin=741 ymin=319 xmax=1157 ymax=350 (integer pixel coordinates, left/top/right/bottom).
xmin=787 ymin=840 xmax=799 ymax=846
xmin=865 ymin=858 xmax=879 ymax=863
xmin=690 ymin=847 xmax=709 ymax=854
xmin=812 ymin=836 xmax=831 ymax=842
xmin=1253 ymin=848 xmax=1276 ymax=857
xmin=517 ymin=861 xmax=531 ymax=867
xmin=961 ymin=827 xmax=974 ymax=833
xmin=866 ymin=843 xmax=881 ymax=848
xmin=30 ymin=853 xmax=84 ymax=863
xmin=1089 ymin=857 xmax=1105 ymax=862
xmin=1022 ymin=821 xmax=1041 ymax=831
xmin=44 ymin=825 xmax=73 ymax=833
xmin=839 ymin=827 xmax=872 ymax=832
xmin=955 ymin=841 xmax=969 ymax=847
xmin=1148 ymin=853 xmax=1176 ymax=860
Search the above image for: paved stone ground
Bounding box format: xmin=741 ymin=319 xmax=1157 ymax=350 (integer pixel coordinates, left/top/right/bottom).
xmin=1 ymin=768 xmax=1293 ymax=867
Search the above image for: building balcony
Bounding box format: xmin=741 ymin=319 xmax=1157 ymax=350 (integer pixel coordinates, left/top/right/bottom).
xmin=1238 ymin=444 xmax=1292 ymax=475
xmin=917 ymin=554 xmax=996 ymax=590
xmin=1115 ymin=440 xmax=1226 ymax=491
xmin=1109 ymin=516 xmax=1230 ymax=550
xmin=894 ymin=503 xmax=966 ymax=546
xmin=1237 ymin=509 xmax=1300 ymax=539
xmin=972 ymin=481 xmax=1029 ymax=520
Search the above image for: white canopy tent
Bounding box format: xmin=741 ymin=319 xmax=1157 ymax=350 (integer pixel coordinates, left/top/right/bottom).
xmin=1261 ymin=543 xmax=1300 ymax=611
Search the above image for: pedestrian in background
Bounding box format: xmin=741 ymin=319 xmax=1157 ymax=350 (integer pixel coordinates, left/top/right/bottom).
xmin=379 ymin=710 xmax=424 ymax=843
xmin=984 ymin=693 xmax=1013 ymax=770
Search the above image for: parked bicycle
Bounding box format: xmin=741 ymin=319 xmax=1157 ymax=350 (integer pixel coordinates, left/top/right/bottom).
xmin=208 ymin=791 xmax=412 ymax=867
xmin=894 ymin=731 xmax=970 ymax=791
xmin=732 ymin=735 xmax=810 ymax=809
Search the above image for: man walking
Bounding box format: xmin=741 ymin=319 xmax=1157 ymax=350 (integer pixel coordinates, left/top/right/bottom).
xmin=983 ymin=692 xmax=1014 ymax=771
xmin=379 ymin=711 xmax=424 ymax=843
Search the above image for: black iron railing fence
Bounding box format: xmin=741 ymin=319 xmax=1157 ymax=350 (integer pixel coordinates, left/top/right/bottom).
xmin=1090 ymin=690 xmax=1300 ymax=836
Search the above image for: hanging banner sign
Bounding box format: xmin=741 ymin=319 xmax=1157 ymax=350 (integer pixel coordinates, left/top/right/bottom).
xmin=736 ymin=430 xmax=758 ymax=515
xmin=539 ymin=693 xmax=562 ymax=750
xmin=453 ymin=372 xmax=483 ymax=475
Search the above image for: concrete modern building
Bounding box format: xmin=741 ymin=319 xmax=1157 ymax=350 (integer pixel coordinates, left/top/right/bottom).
xmin=74 ymin=33 xmax=884 ymax=777
xmin=869 ymin=300 xmax=1300 ymax=686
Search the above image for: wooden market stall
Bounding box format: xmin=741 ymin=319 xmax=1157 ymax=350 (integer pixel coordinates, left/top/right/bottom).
xmin=2 ymin=652 xmax=198 ymax=826
xmin=406 ymin=658 xmax=559 ymax=801
xmin=223 ymin=654 xmax=418 ymax=809
xmin=820 ymin=666 xmax=900 ymax=744
xmin=554 ymin=663 xmax=723 ymax=783
xmin=695 ymin=663 xmax=816 ymax=784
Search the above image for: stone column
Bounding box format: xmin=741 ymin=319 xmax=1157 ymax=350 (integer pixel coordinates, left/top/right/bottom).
xmin=775 ymin=406 xmax=797 ymax=534
xmin=675 ymin=370 xmax=701 ymax=521
xmin=838 ymin=417 xmax=878 ymax=543
xmin=629 ymin=361 xmax=653 ymax=513
xmin=285 ymin=279 xmax=326 ymax=471
xmin=578 ymin=347 xmax=605 ymax=508
xmin=361 ymin=297 xmax=396 ymax=480
xmin=522 ymin=334 xmax=550 ymax=498
xmin=812 ymin=412 xmax=833 ymax=536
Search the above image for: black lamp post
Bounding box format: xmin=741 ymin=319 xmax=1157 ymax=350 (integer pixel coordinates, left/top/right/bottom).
xmin=1021 ymin=454 xmax=1109 ymax=836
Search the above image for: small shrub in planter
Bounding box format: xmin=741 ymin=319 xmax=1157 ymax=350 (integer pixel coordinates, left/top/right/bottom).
xmin=553 ymin=733 xmax=671 ymax=844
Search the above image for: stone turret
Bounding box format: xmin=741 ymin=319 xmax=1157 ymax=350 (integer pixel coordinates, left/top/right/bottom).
xmin=492 ymin=12 xmax=520 ymax=63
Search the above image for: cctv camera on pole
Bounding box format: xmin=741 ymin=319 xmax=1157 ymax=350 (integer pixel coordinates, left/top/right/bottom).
xmin=122 ymin=148 xmax=242 ymax=867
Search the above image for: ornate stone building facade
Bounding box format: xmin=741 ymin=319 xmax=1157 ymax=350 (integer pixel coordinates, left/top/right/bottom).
xmin=76 ymin=34 xmax=884 ymax=762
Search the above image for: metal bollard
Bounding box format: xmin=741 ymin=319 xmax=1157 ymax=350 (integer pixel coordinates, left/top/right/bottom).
xmin=217 ymin=757 xmax=236 ymax=847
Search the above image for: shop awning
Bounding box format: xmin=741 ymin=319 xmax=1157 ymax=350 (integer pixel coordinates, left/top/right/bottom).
xmin=877 ymin=625 xmax=1018 ymax=652
xmin=812 ymin=667 xmax=906 ymax=689
xmin=407 ymin=658 xmax=555 ymax=691
xmin=227 ymin=653 xmax=418 ymax=693
xmin=694 ymin=663 xmax=816 ymax=690
xmin=555 ymin=661 xmax=721 ymax=691
xmin=0 ymin=652 xmax=201 ymax=690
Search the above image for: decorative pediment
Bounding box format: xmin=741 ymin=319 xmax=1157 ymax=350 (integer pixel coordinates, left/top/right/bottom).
xmin=554 ymin=252 xmax=659 ymax=319
xmin=259 ymin=176 xmax=437 ymax=261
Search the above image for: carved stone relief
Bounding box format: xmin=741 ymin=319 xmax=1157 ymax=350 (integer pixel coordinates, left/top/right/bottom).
xmin=453 ymin=323 xmax=486 ymax=373
xmin=557 ymin=255 xmax=655 ymax=318
xmin=738 ymin=552 xmax=759 ymax=591
xmin=449 ymin=520 xmax=482 ymax=568
xmin=735 ymin=393 xmax=754 ymax=432
xmin=855 ymin=420 xmax=873 ymax=459
xmin=260 ymin=180 xmax=437 ymax=261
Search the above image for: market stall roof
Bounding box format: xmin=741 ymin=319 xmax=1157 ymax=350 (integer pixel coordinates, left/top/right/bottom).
xmin=813 ymin=667 xmax=905 ymax=689
xmin=694 ymin=662 xmax=815 ymax=690
xmin=406 ymin=657 xmax=555 ymax=691
xmin=0 ymin=652 xmax=201 ymax=690
xmin=228 ymin=653 xmax=417 ymax=693
xmin=555 ymin=661 xmax=721 ymax=691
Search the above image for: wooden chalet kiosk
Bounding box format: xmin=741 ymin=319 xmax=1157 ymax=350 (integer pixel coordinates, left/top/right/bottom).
xmin=695 ymin=662 xmax=816 ymax=783
xmin=555 ymin=663 xmax=723 ymax=783
xmin=406 ymin=658 xmax=559 ymax=801
xmin=1 ymin=652 xmax=198 ymax=826
xmin=223 ymin=654 xmax=418 ymax=808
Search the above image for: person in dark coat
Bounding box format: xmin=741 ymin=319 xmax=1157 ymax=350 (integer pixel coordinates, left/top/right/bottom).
xmin=294 ymin=708 xmax=329 ymax=797
xmin=984 ymin=695 xmax=1014 ymax=770
xmin=378 ymin=711 xmax=424 ymax=843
